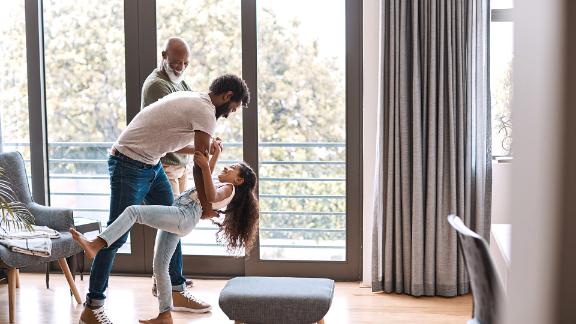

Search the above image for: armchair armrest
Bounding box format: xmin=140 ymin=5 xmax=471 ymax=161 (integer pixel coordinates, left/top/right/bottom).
xmin=26 ymin=202 xmax=74 ymax=231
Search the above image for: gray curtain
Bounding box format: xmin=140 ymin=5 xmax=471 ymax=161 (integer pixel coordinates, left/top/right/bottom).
xmin=372 ymin=0 xmax=491 ymax=296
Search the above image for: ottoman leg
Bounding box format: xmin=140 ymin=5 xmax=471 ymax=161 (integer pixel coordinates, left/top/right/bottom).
xmin=318 ymin=319 xmax=325 ymax=324
xmin=234 ymin=322 xmax=242 ymax=324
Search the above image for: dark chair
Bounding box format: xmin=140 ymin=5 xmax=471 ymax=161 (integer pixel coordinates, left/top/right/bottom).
xmin=447 ymin=214 xmax=503 ymax=324
xmin=0 ymin=152 xmax=83 ymax=323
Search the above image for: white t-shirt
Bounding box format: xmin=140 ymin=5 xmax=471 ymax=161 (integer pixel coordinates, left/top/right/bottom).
xmin=113 ymin=91 xmax=216 ymax=165
xmin=183 ymin=182 xmax=235 ymax=210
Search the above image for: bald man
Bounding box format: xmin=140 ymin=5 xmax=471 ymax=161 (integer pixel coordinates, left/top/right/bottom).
xmin=141 ymin=37 xmax=191 ymax=108
xmin=142 ymin=37 xmax=193 ymax=197
xmin=141 ymin=37 xmax=194 ymax=298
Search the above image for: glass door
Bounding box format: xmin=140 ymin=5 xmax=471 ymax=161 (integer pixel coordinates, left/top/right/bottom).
xmin=151 ymin=0 xmax=361 ymax=279
xmin=245 ymin=0 xmax=362 ymax=279
xmin=0 ymin=2 xmax=31 ymax=167
xmin=42 ymin=0 xmax=143 ymax=272
xmin=155 ymin=0 xmax=245 ymax=276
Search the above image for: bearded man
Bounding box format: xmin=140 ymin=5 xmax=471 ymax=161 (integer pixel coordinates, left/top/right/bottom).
xmin=141 ymin=37 xmax=193 ymax=197
xmin=80 ymin=74 xmax=249 ymax=324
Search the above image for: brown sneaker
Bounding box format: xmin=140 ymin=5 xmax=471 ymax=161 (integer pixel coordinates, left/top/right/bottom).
xmin=152 ymin=275 xmax=193 ymax=297
xmin=79 ymin=306 xmax=113 ymax=324
xmin=171 ymin=290 xmax=212 ymax=313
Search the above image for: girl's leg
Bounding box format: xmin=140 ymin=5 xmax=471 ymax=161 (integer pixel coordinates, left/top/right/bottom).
xmin=71 ymin=204 xmax=191 ymax=258
xmin=152 ymin=230 xmax=181 ymax=319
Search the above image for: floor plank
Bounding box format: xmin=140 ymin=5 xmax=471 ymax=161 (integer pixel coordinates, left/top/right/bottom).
xmin=0 ymin=273 xmax=472 ymax=323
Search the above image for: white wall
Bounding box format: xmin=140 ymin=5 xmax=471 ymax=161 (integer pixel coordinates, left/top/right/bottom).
xmin=491 ymin=161 xmax=513 ymax=224
xmin=361 ymin=0 xmax=380 ymax=286
xmin=505 ymin=0 xmax=576 ymax=322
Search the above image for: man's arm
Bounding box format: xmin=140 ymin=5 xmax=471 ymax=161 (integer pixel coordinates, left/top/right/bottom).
xmin=192 ymin=131 xmax=214 ymax=217
xmin=175 ymin=137 xmax=221 ymax=155
xmin=174 ymin=144 xmax=195 ymax=154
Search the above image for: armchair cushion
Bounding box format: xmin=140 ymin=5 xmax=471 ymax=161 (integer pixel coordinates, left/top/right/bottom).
xmin=0 ymin=170 xmax=35 ymax=226
xmin=26 ymin=203 xmax=74 ymax=231
xmin=0 ymin=231 xmax=82 ymax=268
xmin=0 ymin=152 xmax=33 ymax=205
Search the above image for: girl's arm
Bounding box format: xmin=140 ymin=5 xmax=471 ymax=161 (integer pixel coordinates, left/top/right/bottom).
xmin=208 ymin=138 xmax=222 ymax=173
xmin=194 ymin=151 xmax=232 ymax=203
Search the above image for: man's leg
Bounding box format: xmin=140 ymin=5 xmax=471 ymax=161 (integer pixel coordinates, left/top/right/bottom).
xmin=80 ymin=158 xmax=157 ymax=324
xmin=86 ymin=157 xmax=154 ymax=308
xmin=144 ymin=166 xmax=187 ymax=291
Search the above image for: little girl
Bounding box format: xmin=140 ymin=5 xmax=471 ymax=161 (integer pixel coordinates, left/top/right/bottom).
xmin=71 ymin=145 xmax=259 ymax=324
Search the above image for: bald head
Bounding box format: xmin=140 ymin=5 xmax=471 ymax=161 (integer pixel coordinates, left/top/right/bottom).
xmin=163 ymin=37 xmax=191 ymax=54
xmin=160 ymin=37 xmax=190 ymax=82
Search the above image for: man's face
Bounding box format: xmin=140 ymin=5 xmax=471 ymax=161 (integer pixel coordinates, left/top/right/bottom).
xmin=165 ymin=53 xmax=188 ymax=75
xmin=162 ymin=48 xmax=189 ymax=83
xmin=215 ymin=100 xmax=241 ymax=119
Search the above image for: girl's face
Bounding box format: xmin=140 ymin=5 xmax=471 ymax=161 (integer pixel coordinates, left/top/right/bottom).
xmin=217 ymin=164 xmax=244 ymax=185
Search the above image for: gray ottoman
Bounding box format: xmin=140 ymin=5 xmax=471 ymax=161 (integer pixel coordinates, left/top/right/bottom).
xmin=219 ymin=276 xmax=335 ymax=324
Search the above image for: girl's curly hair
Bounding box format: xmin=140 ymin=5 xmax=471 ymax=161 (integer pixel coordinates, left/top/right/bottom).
xmin=215 ymin=162 xmax=259 ymax=256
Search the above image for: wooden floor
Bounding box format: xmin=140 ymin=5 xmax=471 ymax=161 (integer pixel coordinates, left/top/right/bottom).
xmin=0 ymin=273 xmax=472 ymax=323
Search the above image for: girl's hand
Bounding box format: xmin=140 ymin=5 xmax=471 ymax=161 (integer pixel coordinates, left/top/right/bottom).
xmin=210 ymin=138 xmax=222 ymax=156
xmin=193 ymin=150 xmax=210 ymax=168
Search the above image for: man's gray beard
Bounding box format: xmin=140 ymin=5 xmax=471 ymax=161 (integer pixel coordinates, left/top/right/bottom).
xmin=163 ymin=60 xmax=185 ymax=84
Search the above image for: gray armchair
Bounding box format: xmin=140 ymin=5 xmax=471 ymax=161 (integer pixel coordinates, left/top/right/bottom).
xmin=0 ymin=152 xmax=83 ymax=323
xmin=447 ymin=214 xmax=503 ymax=324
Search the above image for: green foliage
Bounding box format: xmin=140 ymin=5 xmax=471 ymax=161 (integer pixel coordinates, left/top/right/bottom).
xmin=0 ymin=167 xmax=34 ymax=232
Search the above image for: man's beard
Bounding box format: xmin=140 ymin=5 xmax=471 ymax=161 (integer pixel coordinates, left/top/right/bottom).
xmin=215 ymin=102 xmax=232 ymax=119
xmin=162 ymin=60 xmax=186 ymax=83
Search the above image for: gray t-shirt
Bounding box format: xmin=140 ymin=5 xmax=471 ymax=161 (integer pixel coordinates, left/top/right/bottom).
xmin=141 ymin=68 xmax=191 ymax=109
xmin=113 ymin=92 xmax=216 ymax=165
xmin=141 ymin=68 xmax=192 ymax=167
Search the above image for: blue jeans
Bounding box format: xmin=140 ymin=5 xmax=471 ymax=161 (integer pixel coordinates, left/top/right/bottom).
xmin=97 ymin=202 xmax=201 ymax=312
xmin=86 ymin=155 xmax=187 ymax=307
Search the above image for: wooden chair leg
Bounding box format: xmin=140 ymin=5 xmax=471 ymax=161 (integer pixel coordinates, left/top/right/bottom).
xmin=318 ymin=319 xmax=325 ymax=324
xmin=15 ymin=269 xmax=20 ymax=288
xmin=7 ymin=268 xmax=17 ymax=323
xmin=57 ymin=258 xmax=82 ymax=304
xmin=45 ymin=262 xmax=50 ymax=289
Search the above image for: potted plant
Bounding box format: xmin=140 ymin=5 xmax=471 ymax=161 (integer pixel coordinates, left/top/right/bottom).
xmin=0 ymin=166 xmax=33 ymax=231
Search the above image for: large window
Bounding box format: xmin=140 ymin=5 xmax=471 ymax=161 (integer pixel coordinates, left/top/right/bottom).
xmin=256 ymin=0 xmax=347 ymax=261
xmin=15 ymin=0 xmax=361 ymax=279
xmin=490 ymin=0 xmax=514 ymax=157
xmin=0 ymin=2 xmax=30 ymax=167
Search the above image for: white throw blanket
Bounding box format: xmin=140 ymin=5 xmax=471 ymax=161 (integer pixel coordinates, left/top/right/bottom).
xmin=0 ymin=222 xmax=60 ymax=257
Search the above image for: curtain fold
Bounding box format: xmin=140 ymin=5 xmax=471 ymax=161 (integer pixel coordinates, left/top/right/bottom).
xmin=372 ymin=0 xmax=491 ymax=296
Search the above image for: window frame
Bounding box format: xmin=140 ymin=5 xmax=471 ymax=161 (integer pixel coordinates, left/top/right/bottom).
xmin=490 ymin=5 xmax=514 ymax=158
